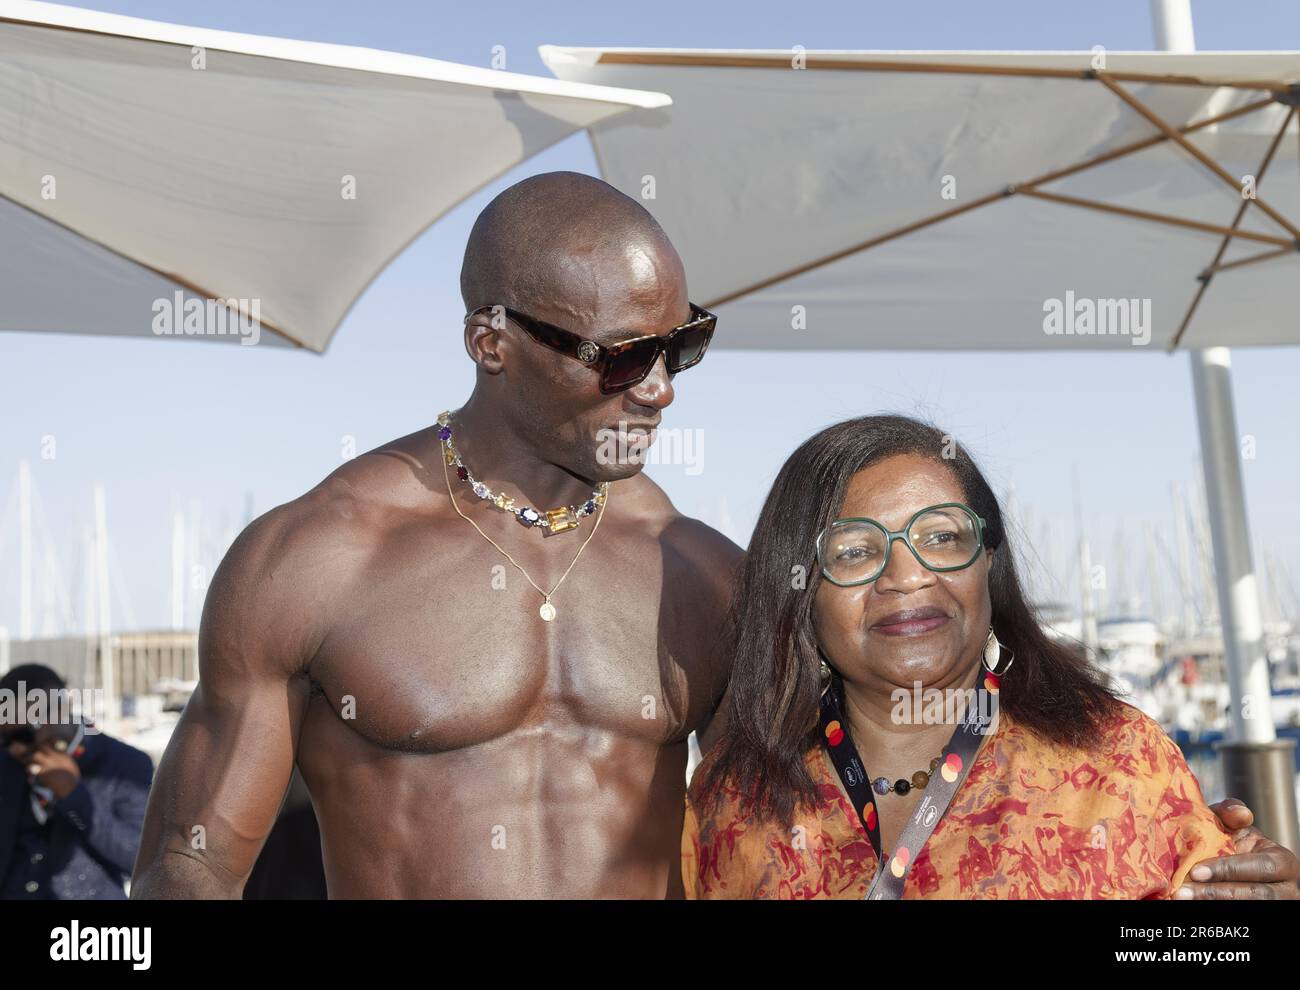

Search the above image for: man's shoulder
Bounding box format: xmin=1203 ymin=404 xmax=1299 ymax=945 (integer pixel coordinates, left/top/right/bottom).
xmin=209 ymin=428 xmax=439 ymax=630
xmin=229 ymin=478 xmax=375 ymax=587
xmin=244 ymin=426 xmax=441 ymax=567
xmin=324 ymin=425 xmax=449 ymax=518
xmin=661 ymin=515 xmax=745 ymax=584
xmin=200 ymin=432 xmax=440 ymax=677
xmin=618 ymin=472 xmax=744 ymax=570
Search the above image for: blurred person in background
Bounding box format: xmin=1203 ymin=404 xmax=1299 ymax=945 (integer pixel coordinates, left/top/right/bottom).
xmin=0 ymin=664 xmax=153 ymax=899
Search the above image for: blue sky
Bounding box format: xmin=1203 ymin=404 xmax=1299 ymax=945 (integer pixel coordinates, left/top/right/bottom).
xmin=1 ymin=0 xmax=1299 ymax=635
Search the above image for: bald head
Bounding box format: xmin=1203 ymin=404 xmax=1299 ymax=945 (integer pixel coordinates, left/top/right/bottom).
xmin=455 ymin=172 xmax=689 ymax=482
xmin=460 ymin=171 xmax=678 ymax=320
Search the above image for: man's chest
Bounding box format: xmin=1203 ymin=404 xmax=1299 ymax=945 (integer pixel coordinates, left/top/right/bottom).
xmin=305 ymin=520 xmax=729 ymax=752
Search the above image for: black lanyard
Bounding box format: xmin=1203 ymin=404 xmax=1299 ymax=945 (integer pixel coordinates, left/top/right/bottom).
xmin=819 ymin=672 xmax=998 ymax=899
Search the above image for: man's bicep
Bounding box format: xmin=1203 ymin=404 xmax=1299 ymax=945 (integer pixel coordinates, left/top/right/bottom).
xmin=134 ymin=674 xmax=308 ymax=894
xmin=132 ymin=510 xmax=318 ymax=896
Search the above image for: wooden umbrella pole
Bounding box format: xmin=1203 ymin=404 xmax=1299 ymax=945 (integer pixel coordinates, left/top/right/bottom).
xmin=594 ymin=51 xmax=1294 ymax=92
xmin=1096 ymin=72 xmax=1300 ymax=241
xmin=1171 ymin=106 xmax=1299 ymax=350
xmin=1174 ymin=279 xmax=1214 ymax=353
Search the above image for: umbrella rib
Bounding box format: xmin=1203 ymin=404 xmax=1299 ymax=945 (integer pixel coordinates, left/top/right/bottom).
xmin=1170 ymin=105 xmax=1299 ymax=351
xmin=1095 ymin=73 xmax=1300 ymax=242
xmin=594 ymin=52 xmax=1294 ymax=91
xmin=1199 ymin=245 xmax=1295 ymax=277
xmin=1020 ymin=97 xmax=1274 ymax=189
xmin=704 ymin=191 xmax=1008 ymax=309
xmin=703 ymin=98 xmax=1277 ymax=309
xmin=1196 ymin=105 xmax=1294 ymax=275
xmin=1015 ymin=188 xmax=1294 ymax=246
xmin=0 ymin=189 xmax=307 ymax=349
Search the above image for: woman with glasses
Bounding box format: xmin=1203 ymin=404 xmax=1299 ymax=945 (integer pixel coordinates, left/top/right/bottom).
xmin=684 ymin=414 xmax=1232 ymax=899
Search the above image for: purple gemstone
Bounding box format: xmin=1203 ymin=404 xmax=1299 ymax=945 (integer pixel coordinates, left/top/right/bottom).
xmin=472 ymin=482 xmax=489 ymax=499
xmin=583 ymin=500 xmax=596 ymax=514
xmin=437 ymin=426 xmax=452 ymax=441
xmin=519 ymin=507 xmax=540 ymax=526
xmin=871 ymin=777 xmax=891 ymax=796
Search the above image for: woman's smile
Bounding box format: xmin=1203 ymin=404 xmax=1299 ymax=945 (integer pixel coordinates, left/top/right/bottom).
xmin=870 ymin=606 xmax=950 ymax=637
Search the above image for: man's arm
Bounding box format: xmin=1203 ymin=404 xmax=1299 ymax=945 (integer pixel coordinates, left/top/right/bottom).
xmin=1178 ymin=799 xmax=1300 ymax=900
xmin=668 ymin=518 xmax=743 ymax=755
xmin=130 ymin=490 xmax=346 ymax=898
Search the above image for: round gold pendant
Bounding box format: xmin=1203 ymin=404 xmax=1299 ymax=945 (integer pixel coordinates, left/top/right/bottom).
xmin=539 ymin=601 xmax=556 ymax=622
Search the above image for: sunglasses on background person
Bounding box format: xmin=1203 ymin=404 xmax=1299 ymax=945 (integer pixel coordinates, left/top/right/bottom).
xmin=1 ymin=721 xmax=80 ymax=751
xmin=466 ymin=302 xmax=717 ymax=394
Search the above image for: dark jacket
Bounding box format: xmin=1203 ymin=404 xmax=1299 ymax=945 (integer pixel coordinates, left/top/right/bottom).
xmin=0 ymin=729 xmax=153 ymax=899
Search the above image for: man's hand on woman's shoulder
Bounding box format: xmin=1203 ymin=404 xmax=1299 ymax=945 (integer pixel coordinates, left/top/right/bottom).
xmin=1180 ymin=799 xmax=1300 ymax=899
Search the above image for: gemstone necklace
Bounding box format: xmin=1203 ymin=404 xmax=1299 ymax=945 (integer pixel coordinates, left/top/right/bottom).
xmin=436 ymin=411 xmax=606 ymax=535
xmin=439 ymin=418 xmax=610 ymax=622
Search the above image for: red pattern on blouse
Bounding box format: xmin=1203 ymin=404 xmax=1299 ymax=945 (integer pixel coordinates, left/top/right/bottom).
xmin=683 ymin=703 xmax=1232 ymax=899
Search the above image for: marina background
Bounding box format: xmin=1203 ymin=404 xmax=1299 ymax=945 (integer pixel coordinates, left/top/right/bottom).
xmin=2 ymin=0 xmax=1299 ymax=804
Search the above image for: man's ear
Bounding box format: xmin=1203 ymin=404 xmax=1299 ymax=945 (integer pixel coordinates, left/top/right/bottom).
xmin=463 ymin=310 xmax=506 ymax=374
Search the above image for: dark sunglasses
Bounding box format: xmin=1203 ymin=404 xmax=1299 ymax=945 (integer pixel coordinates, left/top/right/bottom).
xmin=466 ymin=303 xmax=717 ymax=394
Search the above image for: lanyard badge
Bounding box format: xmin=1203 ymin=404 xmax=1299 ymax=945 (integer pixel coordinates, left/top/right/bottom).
xmin=819 ymin=672 xmax=999 ymax=899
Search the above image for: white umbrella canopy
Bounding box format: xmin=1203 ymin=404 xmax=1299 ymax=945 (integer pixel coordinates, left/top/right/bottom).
xmin=547 ymin=40 xmax=1300 ymax=848
xmin=540 ymin=47 xmax=1300 ymax=351
xmin=0 ymin=2 xmax=670 ymax=351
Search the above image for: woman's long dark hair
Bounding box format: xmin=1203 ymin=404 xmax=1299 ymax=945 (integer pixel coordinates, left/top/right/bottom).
xmin=697 ymin=414 xmax=1121 ymax=826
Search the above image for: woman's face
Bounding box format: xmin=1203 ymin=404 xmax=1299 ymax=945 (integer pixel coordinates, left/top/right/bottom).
xmin=812 ymin=454 xmax=993 ymax=693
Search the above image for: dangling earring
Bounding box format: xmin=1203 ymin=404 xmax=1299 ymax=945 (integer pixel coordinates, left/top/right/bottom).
xmin=982 ymin=626 xmax=1014 ymax=675
xmin=819 ymin=658 xmax=832 ymax=681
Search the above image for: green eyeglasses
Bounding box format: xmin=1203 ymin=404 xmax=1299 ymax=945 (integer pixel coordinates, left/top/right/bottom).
xmin=816 ymin=502 xmax=987 ymax=587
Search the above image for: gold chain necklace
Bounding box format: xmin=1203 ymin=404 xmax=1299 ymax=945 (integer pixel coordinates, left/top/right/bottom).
xmin=441 ymin=439 xmax=609 ymax=622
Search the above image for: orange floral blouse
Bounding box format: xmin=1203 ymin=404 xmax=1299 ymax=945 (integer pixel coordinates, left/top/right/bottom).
xmin=683 ymin=703 xmax=1232 ymax=899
